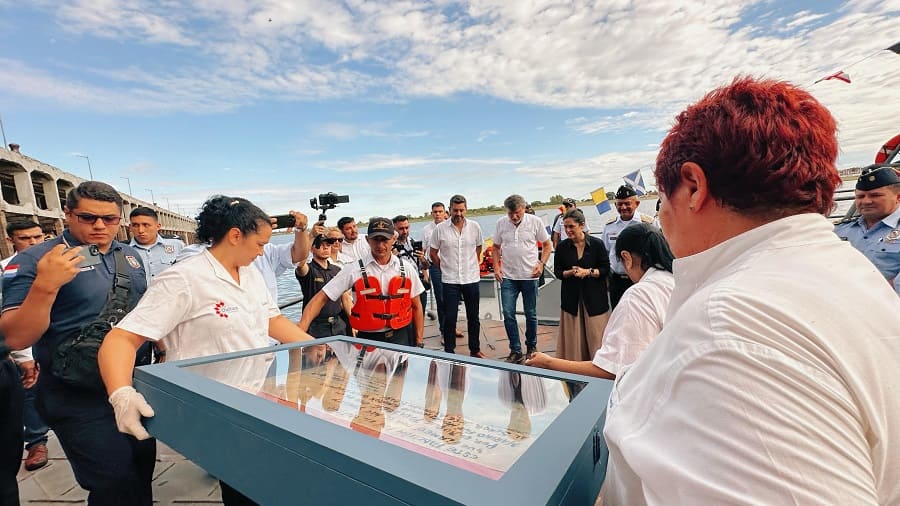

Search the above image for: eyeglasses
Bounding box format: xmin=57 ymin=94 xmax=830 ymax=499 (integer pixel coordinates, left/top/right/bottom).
xmin=321 ymin=238 xmax=340 ymax=245
xmin=74 ymin=213 xmax=122 ymax=225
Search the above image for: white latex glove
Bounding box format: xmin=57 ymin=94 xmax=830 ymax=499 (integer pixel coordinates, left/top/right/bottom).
xmin=109 ymin=386 xmax=155 ymax=440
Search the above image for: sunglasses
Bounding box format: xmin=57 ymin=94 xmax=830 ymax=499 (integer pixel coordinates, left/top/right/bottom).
xmin=321 ymin=238 xmax=340 ymax=245
xmin=74 ymin=213 xmax=122 ymax=225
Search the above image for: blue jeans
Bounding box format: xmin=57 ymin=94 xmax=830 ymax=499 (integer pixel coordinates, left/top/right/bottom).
xmin=442 ymin=282 xmax=481 ymax=353
xmin=22 ymin=386 xmax=49 ymax=449
xmin=429 ymin=265 xmax=445 ymax=331
xmin=500 ymin=278 xmax=538 ymax=353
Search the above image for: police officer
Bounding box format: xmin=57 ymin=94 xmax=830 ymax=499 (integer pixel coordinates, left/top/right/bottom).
xmin=128 ymin=206 xmax=185 ymax=284
xmin=835 ymin=164 xmax=900 ymax=295
xmin=0 ymin=181 xmax=152 ymax=505
xmin=299 ymin=218 xmax=425 ymax=347
xmin=602 ymin=184 xmax=654 ymax=308
xmin=296 ymin=233 xmax=350 ymax=337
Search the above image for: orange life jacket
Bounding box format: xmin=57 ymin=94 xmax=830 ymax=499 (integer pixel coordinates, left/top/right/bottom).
xmin=349 ymin=259 xmax=413 ymax=331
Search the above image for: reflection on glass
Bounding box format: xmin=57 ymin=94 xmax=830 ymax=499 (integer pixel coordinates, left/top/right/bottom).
xmin=182 ymin=340 xmax=585 ymax=480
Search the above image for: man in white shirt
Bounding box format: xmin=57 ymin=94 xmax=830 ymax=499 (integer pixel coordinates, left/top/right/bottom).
xmin=337 ymin=216 xmax=371 ymax=264
xmin=602 ymin=185 xmax=654 ymax=309
xmin=300 ymin=218 xmax=424 ymax=347
xmin=421 ymin=202 xmax=447 ymax=328
xmin=492 ymin=195 xmax=551 ymax=363
xmin=429 ymin=195 xmax=486 ymax=357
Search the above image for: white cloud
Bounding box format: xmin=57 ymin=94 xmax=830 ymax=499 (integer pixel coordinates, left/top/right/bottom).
xmin=477 ymin=129 xmax=499 ymax=142
xmin=324 ymin=154 xmax=521 ymax=172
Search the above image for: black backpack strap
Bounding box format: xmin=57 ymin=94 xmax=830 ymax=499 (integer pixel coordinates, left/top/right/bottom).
xmin=103 ymin=248 xmax=134 ymax=324
xmin=358 ymin=259 xmax=371 ymax=289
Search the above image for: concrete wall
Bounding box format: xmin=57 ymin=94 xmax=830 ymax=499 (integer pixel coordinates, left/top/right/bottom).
xmin=0 ymin=146 xmax=196 ymax=258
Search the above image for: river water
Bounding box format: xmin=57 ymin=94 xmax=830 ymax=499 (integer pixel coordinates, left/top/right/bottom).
xmin=273 ymin=200 xmax=659 ymax=320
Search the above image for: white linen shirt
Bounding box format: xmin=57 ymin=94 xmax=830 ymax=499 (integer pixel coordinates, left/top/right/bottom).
xmin=493 ymin=213 xmax=550 ymax=280
xmin=592 ymin=267 xmax=673 ymax=375
xmin=322 ymin=255 xmax=424 ymax=332
xmin=116 ymin=249 xmax=279 ymax=362
xmin=602 ymin=213 xmax=900 ymax=505
xmin=421 ymin=220 xmax=441 ymax=253
xmin=341 ymin=238 xmax=371 ymax=264
xmin=430 ymin=219 xmax=484 ymax=285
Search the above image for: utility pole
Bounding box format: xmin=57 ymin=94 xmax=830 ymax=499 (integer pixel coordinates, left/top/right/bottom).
xmin=120 ymin=176 xmax=133 ymax=196
xmin=76 ymin=154 xmax=93 ymax=180
xmin=0 ymin=113 xmax=8 ymax=149
xmin=146 ymin=188 xmax=155 ymax=205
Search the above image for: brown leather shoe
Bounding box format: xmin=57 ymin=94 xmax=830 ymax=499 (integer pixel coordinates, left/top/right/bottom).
xmin=470 ymin=351 xmax=487 ymax=359
xmin=24 ymin=443 xmax=48 ymax=471
xmin=455 ymin=330 xmax=464 ymax=338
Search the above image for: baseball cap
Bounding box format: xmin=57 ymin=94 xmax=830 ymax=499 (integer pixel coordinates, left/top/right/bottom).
xmin=367 ymin=217 xmax=395 ymax=239
xmin=562 ymin=198 xmax=576 ymax=207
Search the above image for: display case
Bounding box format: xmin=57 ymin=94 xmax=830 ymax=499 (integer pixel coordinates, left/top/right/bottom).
xmin=134 ymin=337 xmax=612 ymax=505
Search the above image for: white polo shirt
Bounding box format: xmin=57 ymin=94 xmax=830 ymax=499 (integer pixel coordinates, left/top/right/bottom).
xmin=592 ymin=267 xmax=673 ymax=375
xmin=116 ymin=249 xmax=279 ymax=362
xmin=493 ymin=213 xmax=550 ymax=280
xmin=603 ymin=214 xmax=900 ymax=505
xmin=430 ymin=219 xmax=484 ymax=285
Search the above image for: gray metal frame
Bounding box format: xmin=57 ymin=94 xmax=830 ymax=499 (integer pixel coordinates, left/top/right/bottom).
xmin=135 ymin=337 xmax=611 ymax=505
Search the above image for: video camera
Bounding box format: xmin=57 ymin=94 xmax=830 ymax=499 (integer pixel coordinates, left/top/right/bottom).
xmin=309 ymin=192 xmax=350 ymax=221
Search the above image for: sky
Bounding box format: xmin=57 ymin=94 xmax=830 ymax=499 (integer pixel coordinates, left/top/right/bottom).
xmin=0 ymin=0 xmax=897 ymax=220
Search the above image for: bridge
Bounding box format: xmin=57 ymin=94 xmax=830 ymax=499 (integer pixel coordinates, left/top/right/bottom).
xmin=0 ymin=145 xmax=196 ymax=258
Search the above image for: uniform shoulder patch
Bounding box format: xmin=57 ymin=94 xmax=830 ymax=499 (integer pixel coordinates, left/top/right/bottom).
xmin=606 ymin=217 xmax=617 ymax=225
xmin=125 ymin=255 xmax=141 ymax=269
xmin=640 ymin=214 xmax=654 ymax=224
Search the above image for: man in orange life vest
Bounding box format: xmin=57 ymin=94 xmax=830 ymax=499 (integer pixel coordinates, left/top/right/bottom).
xmin=299 ymin=218 xmax=425 ymax=347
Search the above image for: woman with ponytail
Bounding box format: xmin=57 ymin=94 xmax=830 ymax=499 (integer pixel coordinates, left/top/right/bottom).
xmin=97 ymin=195 xmax=314 ymax=505
xmin=527 ymin=223 xmax=673 ymax=379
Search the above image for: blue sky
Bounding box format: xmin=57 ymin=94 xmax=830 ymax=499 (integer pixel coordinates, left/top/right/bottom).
xmin=0 ymin=0 xmax=897 ymax=220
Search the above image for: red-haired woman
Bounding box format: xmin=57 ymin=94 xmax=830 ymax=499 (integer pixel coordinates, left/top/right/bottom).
xmin=602 ymin=77 xmax=900 ymax=505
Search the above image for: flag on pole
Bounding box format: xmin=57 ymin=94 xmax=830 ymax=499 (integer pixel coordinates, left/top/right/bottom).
xmin=887 ymin=41 xmax=900 ymax=54
xmin=815 ymin=70 xmax=851 ymax=84
xmin=623 ymin=170 xmax=646 ymax=195
xmin=591 ymin=188 xmax=612 ymax=215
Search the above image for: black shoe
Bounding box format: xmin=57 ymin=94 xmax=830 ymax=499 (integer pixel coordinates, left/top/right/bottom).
xmin=505 ymin=351 xmax=524 ymax=364
xmin=525 ymin=345 xmax=537 ymax=359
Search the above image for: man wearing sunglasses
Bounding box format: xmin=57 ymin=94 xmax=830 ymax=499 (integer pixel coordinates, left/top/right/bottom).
xmin=0 ymin=181 xmax=153 ymax=504
xmin=295 ymin=233 xmax=351 ymax=338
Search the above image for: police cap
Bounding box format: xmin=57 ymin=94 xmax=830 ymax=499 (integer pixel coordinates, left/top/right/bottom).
xmin=856 ymin=164 xmax=900 ymax=191
xmin=615 ymin=185 xmax=638 ymax=199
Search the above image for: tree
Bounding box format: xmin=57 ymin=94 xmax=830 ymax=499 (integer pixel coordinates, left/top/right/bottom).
xmin=549 ymin=194 xmax=564 ymax=204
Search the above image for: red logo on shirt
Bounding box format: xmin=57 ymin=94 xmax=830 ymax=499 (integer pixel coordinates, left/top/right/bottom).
xmin=214 ymin=301 xmax=229 ymax=318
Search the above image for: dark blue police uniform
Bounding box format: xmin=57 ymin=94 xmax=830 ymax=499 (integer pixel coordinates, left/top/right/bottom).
xmin=2 ymin=230 xmax=153 ymax=505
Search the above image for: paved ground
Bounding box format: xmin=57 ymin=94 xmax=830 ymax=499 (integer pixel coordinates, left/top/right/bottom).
xmin=17 ymin=317 xmax=560 ymax=505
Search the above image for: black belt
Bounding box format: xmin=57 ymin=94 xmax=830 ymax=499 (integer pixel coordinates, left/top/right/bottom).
xmin=610 ymin=273 xmax=630 ymax=280
xmin=312 ymin=315 xmax=341 ymax=324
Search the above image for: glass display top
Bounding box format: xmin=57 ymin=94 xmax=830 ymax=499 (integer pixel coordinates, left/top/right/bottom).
xmin=181 ymin=340 xmax=585 ymax=480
